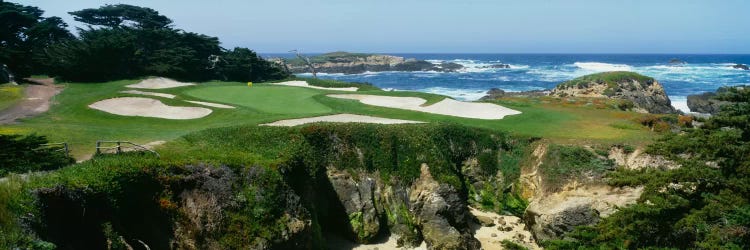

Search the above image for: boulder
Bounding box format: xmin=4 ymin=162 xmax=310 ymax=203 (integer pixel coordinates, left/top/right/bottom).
xmin=523 ymin=184 xmax=642 ymax=242
xmin=732 ymin=63 xmax=749 ymax=70
xmin=549 ymin=71 xmax=677 ymax=114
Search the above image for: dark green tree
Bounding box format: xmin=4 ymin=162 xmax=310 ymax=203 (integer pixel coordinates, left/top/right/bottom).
xmin=218 ymin=47 xmax=290 ymax=82
xmin=69 ymin=4 xmax=172 ymax=29
xmin=0 ymin=1 xmax=71 ymax=80
xmin=0 ymin=134 xmax=74 ymax=177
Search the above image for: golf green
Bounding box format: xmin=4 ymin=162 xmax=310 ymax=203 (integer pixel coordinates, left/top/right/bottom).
xmin=185 ymin=85 xmax=333 ymax=115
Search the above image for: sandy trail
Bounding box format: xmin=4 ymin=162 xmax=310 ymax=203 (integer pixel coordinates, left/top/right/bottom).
xmin=271 ymin=80 xmax=359 ymax=91
xmin=0 ymin=79 xmax=62 ymax=124
xmin=89 ymin=97 xmax=212 ymax=119
xmin=261 ymin=114 xmax=423 ymax=126
xmin=126 ymin=77 xmax=195 ymax=89
xmin=121 ymin=90 xmax=176 ymax=99
xmin=328 ymin=94 xmax=521 ymax=119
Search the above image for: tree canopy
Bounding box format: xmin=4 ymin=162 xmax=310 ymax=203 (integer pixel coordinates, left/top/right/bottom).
xmin=0 ymin=1 xmax=72 ymax=80
xmin=3 ymin=1 xmax=289 ymax=83
xmin=69 ymin=4 xmax=172 ymax=29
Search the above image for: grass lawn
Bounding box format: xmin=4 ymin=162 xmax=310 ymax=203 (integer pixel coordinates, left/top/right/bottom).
xmin=0 ymin=78 xmax=661 ymax=159
xmin=0 ymin=84 xmax=24 ymax=111
xmin=185 ymin=85 xmax=332 ymax=114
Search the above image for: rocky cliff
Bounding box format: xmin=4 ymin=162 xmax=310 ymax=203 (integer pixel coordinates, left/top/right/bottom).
xmin=549 ymin=71 xmax=677 ymax=114
xmin=520 ymin=143 xmax=676 ymax=243
xmin=687 ymin=85 xmax=746 ymax=114
xmin=272 ymin=52 xmax=463 ymax=74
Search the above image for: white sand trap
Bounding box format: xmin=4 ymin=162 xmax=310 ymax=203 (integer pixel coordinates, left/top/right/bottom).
xmin=186 ymin=100 xmax=235 ymax=109
xmin=121 ymin=90 xmax=176 ymax=99
xmin=271 ymin=80 xmax=358 ymax=91
xmin=328 ymin=94 xmax=521 ymax=119
xmin=261 ymin=114 xmax=423 ymax=126
xmin=89 ymin=97 xmax=212 ymax=119
xmin=126 ymin=77 xmax=195 ymax=89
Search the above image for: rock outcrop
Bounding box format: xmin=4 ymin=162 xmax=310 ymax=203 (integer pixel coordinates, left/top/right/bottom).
xmin=410 ymin=164 xmax=481 ymax=250
xmin=669 ymin=58 xmax=687 ymax=65
xmin=732 ymin=63 xmax=749 ymax=70
xmin=274 ymin=52 xmax=464 ymax=74
xmin=550 ymin=71 xmax=677 ymax=114
xmin=480 ymin=88 xmax=549 ymax=100
xmin=687 ymin=85 xmax=746 ymax=114
xmin=524 ymin=183 xmax=643 ymax=242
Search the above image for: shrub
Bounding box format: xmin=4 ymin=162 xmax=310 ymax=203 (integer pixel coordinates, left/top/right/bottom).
xmin=0 ymin=134 xmax=74 ymax=176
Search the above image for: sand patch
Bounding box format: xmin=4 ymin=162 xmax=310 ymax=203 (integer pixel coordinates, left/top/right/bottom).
xmin=121 ymin=90 xmax=176 ymax=99
xmin=271 ymin=80 xmax=358 ymax=91
xmin=261 ymin=114 xmax=423 ymax=126
xmin=89 ymin=97 xmax=211 ymax=119
xmin=126 ymin=77 xmax=195 ymax=89
xmin=470 ymin=207 xmax=540 ymax=250
xmin=328 ymin=94 xmax=521 ymax=119
xmin=185 ymin=100 xmax=235 ymax=109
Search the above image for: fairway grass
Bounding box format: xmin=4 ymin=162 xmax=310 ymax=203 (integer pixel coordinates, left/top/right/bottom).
xmin=0 ymin=78 xmax=661 ymax=159
xmin=185 ymin=85 xmax=332 ymax=114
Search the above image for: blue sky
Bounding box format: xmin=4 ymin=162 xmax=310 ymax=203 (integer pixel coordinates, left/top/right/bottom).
xmin=17 ymin=0 xmax=750 ymax=53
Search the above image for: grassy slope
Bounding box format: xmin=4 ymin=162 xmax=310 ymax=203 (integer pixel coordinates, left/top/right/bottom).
xmin=0 ymin=85 xmax=24 ymax=111
xmin=0 ymin=78 xmax=659 ymax=159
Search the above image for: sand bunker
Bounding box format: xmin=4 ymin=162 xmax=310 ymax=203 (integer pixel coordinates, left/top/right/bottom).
xmin=328 ymin=94 xmax=521 ymax=119
xmin=271 ymin=80 xmax=358 ymax=91
xmin=186 ymin=100 xmax=235 ymax=109
xmin=89 ymin=97 xmax=211 ymax=119
xmin=126 ymin=77 xmax=195 ymax=89
xmin=262 ymin=114 xmax=423 ymax=126
xmin=121 ymin=90 xmax=176 ymax=99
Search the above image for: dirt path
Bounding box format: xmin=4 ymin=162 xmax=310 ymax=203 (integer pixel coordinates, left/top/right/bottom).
xmin=0 ymin=78 xmax=63 ymax=124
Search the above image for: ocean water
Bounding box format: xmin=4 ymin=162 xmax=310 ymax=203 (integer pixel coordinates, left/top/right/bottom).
xmin=264 ymin=54 xmax=750 ymax=112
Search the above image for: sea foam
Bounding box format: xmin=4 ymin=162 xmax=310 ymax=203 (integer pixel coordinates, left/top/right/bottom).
xmin=573 ymin=62 xmax=633 ymax=72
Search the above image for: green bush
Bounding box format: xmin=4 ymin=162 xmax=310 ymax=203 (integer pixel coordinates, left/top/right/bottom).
xmin=0 ymin=134 xmax=74 ymax=177
xmin=538 ymin=145 xmax=614 ymax=192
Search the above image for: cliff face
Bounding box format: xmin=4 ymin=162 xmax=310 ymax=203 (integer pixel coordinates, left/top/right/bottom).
xmin=274 ymin=52 xmax=463 ymax=74
xmin=550 ymin=71 xmax=677 ymax=114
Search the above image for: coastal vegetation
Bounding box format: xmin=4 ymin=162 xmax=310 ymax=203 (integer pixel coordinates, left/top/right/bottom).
xmin=2 ymin=1 xmax=748 ymax=249
xmin=545 ymin=86 xmax=750 ymax=249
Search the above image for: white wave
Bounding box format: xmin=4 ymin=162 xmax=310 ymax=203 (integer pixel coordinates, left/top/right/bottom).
xmin=669 ymin=96 xmax=690 ymax=113
xmin=573 ymin=62 xmax=633 ymax=72
xmin=418 ymin=87 xmax=488 ymax=101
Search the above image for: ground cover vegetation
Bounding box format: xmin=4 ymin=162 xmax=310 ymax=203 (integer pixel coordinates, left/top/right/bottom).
xmin=544 ymin=86 xmax=750 ymax=249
